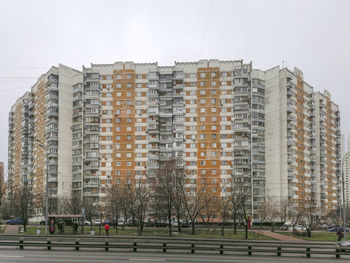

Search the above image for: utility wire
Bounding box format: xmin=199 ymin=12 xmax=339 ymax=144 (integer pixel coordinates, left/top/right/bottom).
xmin=199 ymin=0 xmax=212 ymax=58
xmin=215 ymin=0 xmax=284 ymax=57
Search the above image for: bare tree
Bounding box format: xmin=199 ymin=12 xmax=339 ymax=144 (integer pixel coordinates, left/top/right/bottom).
xmin=153 ymin=160 xmax=177 ymax=236
xmin=173 ymin=166 xmax=185 ymax=233
xmin=299 ymin=199 xmax=319 ymax=238
xmin=61 ymin=191 xmax=83 ymax=215
xmin=83 ymin=196 xmax=98 ymax=231
xmin=219 ymin=196 xmax=230 ymax=236
xmin=182 ymin=182 xmax=206 ymax=235
xmin=106 ymin=186 xmax=121 ymax=231
xmin=12 ymin=187 xmax=36 ymax=232
xmin=228 ymin=179 xmax=241 ymax=235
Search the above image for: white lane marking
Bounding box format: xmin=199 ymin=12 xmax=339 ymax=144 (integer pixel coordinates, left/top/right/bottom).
xmin=129 ymin=259 xmax=165 ymax=262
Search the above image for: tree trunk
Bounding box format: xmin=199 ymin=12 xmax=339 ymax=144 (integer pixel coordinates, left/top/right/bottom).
xmin=233 ymin=213 xmax=237 ymax=235
xmin=221 ymin=217 xmax=225 ymax=237
xmin=168 ymin=214 xmax=172 ymax=236
xmin=191 ymin=221 xmax=195 ymax=235
xmin=177 ymin=216 xmax=181 ymax=233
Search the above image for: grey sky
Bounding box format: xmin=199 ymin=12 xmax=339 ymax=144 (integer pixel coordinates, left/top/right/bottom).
xmin=1 ymin=0 xmax=349 ymax=173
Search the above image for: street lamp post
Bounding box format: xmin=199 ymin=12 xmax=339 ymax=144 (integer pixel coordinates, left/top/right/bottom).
xmin=341 ymin=151 xmax=350 ymax=241
xmin=36 ymin=138 xmax=49 ymax=235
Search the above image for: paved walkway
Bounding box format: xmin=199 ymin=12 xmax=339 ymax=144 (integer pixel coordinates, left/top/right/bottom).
xmin=253 ymin=230 xmax=304 ymax=241
xmin=4 ymin=225 xmax=19 ymax=234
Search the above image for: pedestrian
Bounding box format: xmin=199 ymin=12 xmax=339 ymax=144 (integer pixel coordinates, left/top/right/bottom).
xmin=73 ymin=222 xmax=78 ymax=235
xmin=336 ymin=229 xmax=343 ymax=241
xmin=105 ymin=223 xmax=110 ymax=236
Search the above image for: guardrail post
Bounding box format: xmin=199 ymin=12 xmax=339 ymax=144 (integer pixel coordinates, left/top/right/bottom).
xmin=306 ymin=247 xmax=310 ymax=258
xmin=19 ymin=238 xmax=23 ymax=250
xmin=220 ymin=244 xmax=223 ymax=255
xmin=336 ymin=246 xmax=340 ymax=259
xmin=191 ymin=243 xmax=195 ymax=254
xmin=163 ymin=242 xmax=166 ymax=253
xmin=105 ymin=240 xmax=109 ymax=251
xmin=75 ymin=239 xmax=79 ymax=251
xmin=248 ymin=245 xmax=252 ymax=256
xmin=133 ymin=241 xmax=137 ymax=252
xmin=277 ymin=246 xmax=281 ymax=256
xmin=47 ymin=238 xmax=51 ymax=250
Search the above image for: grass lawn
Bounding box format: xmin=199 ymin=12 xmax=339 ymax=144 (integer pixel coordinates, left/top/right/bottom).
xmin=22 ymin=226 xmax=273 ymax=240
xmin=277 ymin=231 xmax=340 ymax=242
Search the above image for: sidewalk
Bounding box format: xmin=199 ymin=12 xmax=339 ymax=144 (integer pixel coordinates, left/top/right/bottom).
xmin=4 ymin=225 xmax=19 ymax=235
xmin=253 ymin=230 xmax=304 ymax=242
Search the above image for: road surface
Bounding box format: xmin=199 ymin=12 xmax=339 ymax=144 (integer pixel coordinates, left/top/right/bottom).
xmin=0 ymin=249 xmax=347 ymax=263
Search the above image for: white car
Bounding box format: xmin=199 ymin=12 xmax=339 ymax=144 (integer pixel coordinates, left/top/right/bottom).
xmin=94 ymin=219 xmax=102 ymax=226
xmin=288 ymin=225 xmax=306 ymax=232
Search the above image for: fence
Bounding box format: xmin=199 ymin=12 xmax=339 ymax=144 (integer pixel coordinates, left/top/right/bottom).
xmin=0 ymin=235 xmax=349 ymax=259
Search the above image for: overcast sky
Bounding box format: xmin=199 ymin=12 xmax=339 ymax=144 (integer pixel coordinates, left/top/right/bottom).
xmin=1 ymin=0 xmax=349 ymax=174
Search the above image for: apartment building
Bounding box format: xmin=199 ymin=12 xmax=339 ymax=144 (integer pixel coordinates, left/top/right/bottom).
xmin=264 ymin=67 xmax=341 ymax=213
xmin=8 ymin=59 xmax=341 ymax=218
xmin=7 ymin=65 xmax=80 ymax=213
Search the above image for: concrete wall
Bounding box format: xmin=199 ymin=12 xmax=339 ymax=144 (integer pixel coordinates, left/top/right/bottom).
xmin=57 ymin=65 xmax=81 ymax=199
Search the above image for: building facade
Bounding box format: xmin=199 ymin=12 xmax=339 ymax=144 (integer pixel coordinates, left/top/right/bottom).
xmin=7 ymin=60 xmax=341 ymax=218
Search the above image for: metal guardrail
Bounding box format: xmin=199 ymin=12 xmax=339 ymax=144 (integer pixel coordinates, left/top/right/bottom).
xmin=0 ymin=235 xmax=349 ymax=259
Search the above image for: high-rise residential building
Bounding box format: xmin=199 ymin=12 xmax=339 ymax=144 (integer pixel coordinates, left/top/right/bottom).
xmin=7 ymin=59 xmax=341 ymax=219
xmin=264 ymin=67 xmax=341 ymax=213
xmin=7 ymin=65 xmax=81 ymax=213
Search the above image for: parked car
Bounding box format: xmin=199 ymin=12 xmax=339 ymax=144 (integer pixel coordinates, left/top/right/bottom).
xmin=288 ymin=225 xmax=306 ymax=232
xmin=93 ymin=219 xmax=102 ymax=226
xmin=340 ymin=240 xmax=350 ymax=252
xmin=328 ymin=227 xmax=349 ymax=232
xmin=6 ymin=218 xmax=23 ymax=225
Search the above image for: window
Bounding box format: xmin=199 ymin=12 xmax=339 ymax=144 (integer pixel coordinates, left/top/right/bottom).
xmin=116 ymin=127 xmax=121 ymax=132
xmin=200 ymin=98 xmax=205 ymax=104
xmin=126 ymin=162 xmax=132 ymax=166
xmin=211 ymin=108 xmax=217 ymax=113
xmin=211 ymin=160 xmax=217 ymax=165
xmin=200 ymin=81 xmax=205 ymax=86
xmin=201 ymin=170 xmax=206 ymax=175
xmin=200 ymin=152 xmax=205 ymax=157
xmin=211 ymin=98 xmax=216 ymax=104
xmin=200 ymin=90 xmax=206 ymax=95
xmin=116 ymin=83 xmax=121 ymax=88
xmin=211 ymin=72 xmax=216 ymax=77
xmin=116 ymin=135 xmax=121 ymax=140
xmin=126 ymin=153 xmax=132 ymax=158
xmin=200 ymin=143 xmax=205 ymax=148
xmin=200 ymin=116 xmax=206 ymax=122
xmin=200 ymin=161 xmax=206 ymax=166
xmin=127 ymin=83 xmax=132 ymax=88
xmin=126 ymin=126 xmax=132 ymax=131
xmin=211 ymin=116 xmax=217 ymax=121
xmin=116 ymin=162 xmax=121 ymax=166
xmin=211 ymin=81 xmax=216 ymax=86
xmin=200 ymin=72 xmax=206 ymax=78
xmin=116 ymin=92 xmax=121 ymax=97
xmin=212 ymin=178 xmax=217 ymax=183
xmin=200 ymin=108 xmax=205 ymax=113
xmin=211 ymin=125 xmax=216 ymax=130
xmin=126 ymin=144 xmax=132 ymax=149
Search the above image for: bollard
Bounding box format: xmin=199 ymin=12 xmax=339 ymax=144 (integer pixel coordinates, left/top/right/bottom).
xmin=306 ymin=247 xmax=310 ymax=258
xmin=163 ymin=242 xmax=166 ymax=253
xmin=47 ymin=238 xmax=51 ymax=250
xmin=75 ymin=239 xmax=79 ymax=251
xmin=19 ymin=238 xmax=24 ymax=250
xmin=191 ymin=243 xmax=195 ymax=254
xmin=220 ymin=244 xmax=224 ymax=255
xmin=248 ymin=245 xmax=252 ymax=256
xmin=105 ymin=240 xmax=109 ymax=251
xmin=277 ymin=246 xmax=281 ymax=256
xmin=133 ymin=241 xmax=137 ymax=252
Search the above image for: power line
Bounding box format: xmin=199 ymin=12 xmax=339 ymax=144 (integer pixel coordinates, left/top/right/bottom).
xmin=199 ymin=0 xmax=213 ymax=57
xmin=215 ymin=0 xmax=284 ymax=57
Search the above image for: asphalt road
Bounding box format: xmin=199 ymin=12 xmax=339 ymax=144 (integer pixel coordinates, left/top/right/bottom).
xmin=0 ymin=249 xmax=347 ymax=263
